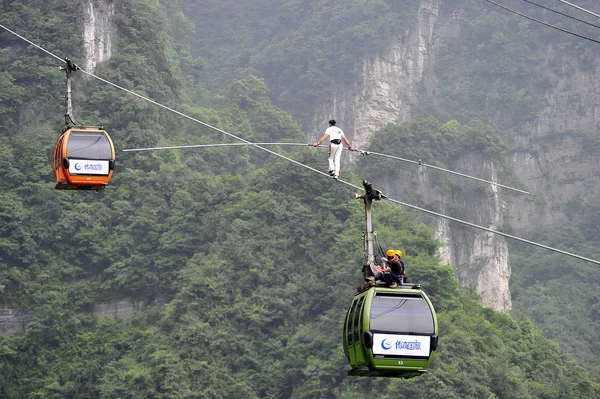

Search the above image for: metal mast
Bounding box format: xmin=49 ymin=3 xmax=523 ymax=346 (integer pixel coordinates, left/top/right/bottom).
xmin=61 ymin=58 xmax=80 ymax=128
xmin=354 ymin=180 xmax=384 ymax=279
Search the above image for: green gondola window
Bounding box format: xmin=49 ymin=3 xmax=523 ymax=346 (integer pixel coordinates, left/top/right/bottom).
xmin=346 ymin=300 xmax=358 ymax=345
xmin=353 ymin=297 xmax=365 ymax=343
xmin=370 ymin=295 xmax=435 ymax=335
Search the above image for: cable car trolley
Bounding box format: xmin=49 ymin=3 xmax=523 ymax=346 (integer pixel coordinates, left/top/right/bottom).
xmin=53 ymin=59 xmax=115 ymax=191
xmin=344 ymin=181 xmax=438 ymax=378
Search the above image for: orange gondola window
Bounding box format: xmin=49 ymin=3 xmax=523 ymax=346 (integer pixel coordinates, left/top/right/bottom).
xmin=66 ymin=130 xmax=113 ymax=174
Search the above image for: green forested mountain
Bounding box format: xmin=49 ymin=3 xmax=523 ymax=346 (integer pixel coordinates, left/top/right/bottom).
xmin=179 ymin=0 xmax=600 ymax=383
xmin=181 ymin=0 xmax=419 ymax=118
xmin=1 ymin=0 xmax=599 ymax=398
xmin=357 ymin=116 xmax=600 ymax=378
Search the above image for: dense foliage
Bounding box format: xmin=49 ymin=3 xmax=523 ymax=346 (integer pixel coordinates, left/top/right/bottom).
xmin=182 ymin=0 xmax=419 ymax=118
xmin=364 ymin=116 xmax=507 ymax=166
xmin=431 ymin=0 xmax=600 ymax=379
xmin=421 ymin=0 xmax=599 ymax=129
xmin=510 ymin=221 xmax=600 ymax=377
xmin=1 ymin=0 xmax=599 ymax=398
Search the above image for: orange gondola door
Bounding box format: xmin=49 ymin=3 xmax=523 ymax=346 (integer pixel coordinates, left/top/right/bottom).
xmin=53 ymin=126 xmax=116 ymax=191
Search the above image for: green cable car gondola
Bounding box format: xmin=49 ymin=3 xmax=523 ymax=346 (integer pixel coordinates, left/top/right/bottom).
xmin=343 ymin=285 xmax=438 ymax=378
xmin=344 ymin=180 xmax=438 ymax=378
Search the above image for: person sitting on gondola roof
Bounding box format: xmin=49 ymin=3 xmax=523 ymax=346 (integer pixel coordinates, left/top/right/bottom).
xmin=380 ymin=249 xmax=404 ymax=288
xmin=363 ymin=254 xmax=388 ymax=288
xmin=394 ymin=250 xmax=406 ymax=286
xmin=372 ymin=260 xmax=386 ymax=283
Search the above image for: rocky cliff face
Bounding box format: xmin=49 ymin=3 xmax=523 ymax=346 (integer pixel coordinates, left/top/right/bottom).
xmin=0 ymin=307 xmax=31 ymax=336
xmin=82 ymin=0 xmax=116 ymax=72
xmin=0 ymin=301 xmax=161 ymax=336
xmin=440 ymin=156 xmax=511 ymax=312
xmin=309 ymin=0 xmax=442 ymax=148
xmin=309 ymin=0 xmax=513 ymax=312
xmin=509 ymin=57 xmax=600 ymax=232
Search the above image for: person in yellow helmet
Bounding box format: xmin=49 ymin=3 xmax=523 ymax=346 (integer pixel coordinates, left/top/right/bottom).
xmin=377 ymin=249 xmax=403 ymax=288
xmin=394 ymin=250 xmax=406 ymax=286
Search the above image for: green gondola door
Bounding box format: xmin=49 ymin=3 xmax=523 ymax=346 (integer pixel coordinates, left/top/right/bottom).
xmin=344 ymin=295 xmax=367 ymax=367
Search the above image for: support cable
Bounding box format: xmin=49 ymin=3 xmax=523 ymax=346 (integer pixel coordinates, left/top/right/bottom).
xmin=522 ymin=0 xmax=600 ymax=29
xmin=555 ymin=0 xmax=600 ymax=20
xmin=1 ymin=23 xmax=599 ymax=265
xmin=355 ymin=149 xmax=529 ymax=195
xmin=485 ymin=0 xmax=600 ymax=44
xmin=123 ymin=142 xmax=311 ymax=152
xmin=0 ymin=23 xmax=65 ymax=62
xmin=382 ymin=196 xmax=600 ymax=265
xmin=124 ymin=142 xmax=529 ymax=195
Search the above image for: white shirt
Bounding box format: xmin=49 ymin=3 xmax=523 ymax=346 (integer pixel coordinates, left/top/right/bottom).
xmin=325 ymin=126 xmax=344 ymax=142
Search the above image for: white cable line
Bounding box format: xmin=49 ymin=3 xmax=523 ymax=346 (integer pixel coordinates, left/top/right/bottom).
xmin=384 ymin=196 xmax=600 ymax=265
xmin=556 ymin=0 xmax=600 ymax=19
xmin=122 ymin=142 xmax=312 ymax=151
xmin=522 ymin=0 xmax=600 ymax=29
xmin=0 ymin=23 xmax=65 ymax=62
xmin=124 ymin=142 xmax=362 ymax=190
xmin=486 ymin=0 xmax=600 ymax=44
xmin=356 ymin=150 xmax=530 ymax=195
xmin=124 ymin=142 xmax=529 ymax=195
xmin=2 ymin=23 xmax=599 ymax=265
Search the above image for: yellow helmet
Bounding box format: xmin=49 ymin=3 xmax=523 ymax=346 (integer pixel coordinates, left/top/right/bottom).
xmin=386 ymin=249 xmax=396 ymax=258
xmin=395 ymin=250 xmax=403 ymax=258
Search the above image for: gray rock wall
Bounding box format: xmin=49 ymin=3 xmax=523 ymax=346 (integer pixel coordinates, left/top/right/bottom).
xmin=0 ymin=301 xmax=164 ymax=336
xmin=0 ymin=307 xmax=31 ymax=336
xmin=308 ymin=0 xmax=513 ymax=311
xmin=82 ymin=0 xmax=116 ymax=72
xmin=509 ymin=53 xmax=600 ymax=232
xmin=308 ymin=0 xmax=600 ymax=312
xmin=309 ymin=0 xmax=441 ymax=147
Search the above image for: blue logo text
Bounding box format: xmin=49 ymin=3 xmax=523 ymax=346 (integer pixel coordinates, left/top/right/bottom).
xmin=395 ymin=340 xmax=421 ymax=351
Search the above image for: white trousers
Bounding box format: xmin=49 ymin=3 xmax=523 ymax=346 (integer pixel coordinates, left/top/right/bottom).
xmin=328 ymin=142 xmax=343 ymax=176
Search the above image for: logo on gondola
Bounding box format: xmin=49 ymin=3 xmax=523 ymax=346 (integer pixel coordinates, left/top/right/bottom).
xmin=84 ymin=163 xmax=103 ymax=171
xmin=70 ymin=160 xmax=108 ymax=175
xmin=396 ymin=340 xmax=422 ymax=351
xmin=381 ymin=338 xmax=393 ymax=350
xmin=374 ymin=333 xmax=430 ymax=356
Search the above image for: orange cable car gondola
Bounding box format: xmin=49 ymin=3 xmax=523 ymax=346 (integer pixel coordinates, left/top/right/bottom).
xmin=53 ymin=126 xmax=116 ymax=191
xmin=53 ymin=58 xmax=115 ymax=191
